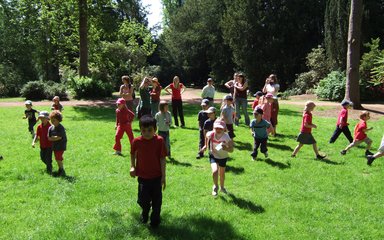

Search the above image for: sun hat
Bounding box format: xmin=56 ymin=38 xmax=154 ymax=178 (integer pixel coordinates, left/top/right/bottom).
xmin=213 ymin=119 xmax=226 ymax=129
xmin=224 ymin=95 xmax=233 ymax=101
xmin=25 ymin=100 xmax=32 ymax=105
xmin=341 ymin=99 xmax=353 ymax=106
xmin=151 ymin=77 xmax=159 ymax=83
xmin=265 ymin=93 xmax=274 ymax=98
xmin=201 ymin=99 xmax=210 ymax=106
xmin=116 ymin=98 xmax=126 ymax=105
xmin=204 ymin=107 xmax=216 ymax=114
xmin=38 ymin=111 xmax=50 ymax=119
xmin=253 ymin=91 xmax=263 ymax=97
xmin=253 ymin=107 xmax=264 ymax=115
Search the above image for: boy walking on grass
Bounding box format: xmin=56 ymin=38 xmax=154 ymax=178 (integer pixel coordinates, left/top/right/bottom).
xmin=23 ymin=100 xmax=39 ymax=138
xmin=329 ymin=100 xmax=353 ymax=144
xmin=130 ymin=116 xmax=167 ymax=228
xmin=32 ymin=111 xmax=53 ymax=174
xmin=113 ymin=98 xmax=135 ymax=156
xmin=197 ymin=99 xmax=210 ymax=159
xmin=48 ymin=110 xmax=67 ymax=177
xmin=341 ymin=111 xmax=373 ymax=156
xmin=250 ymin=108 xmax=271 ymax=160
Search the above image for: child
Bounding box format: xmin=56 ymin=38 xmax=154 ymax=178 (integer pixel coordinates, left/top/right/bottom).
xmin=341 ymin=111 xmax=373 ymax=156
xmin=197 ymin=99 xmax=210 ymax=159
xmin=258 ymin=93 xmax=275 ymax=135
xmin=200 ymin=119 xmax=233 ymax=196
xmin=150 ymin=77 xmax=162 ymax=117
xmin=51 ymin=96 xmax=63 ymax=112
xmin=32 ymin=111 xmax=53 ymax=174
xmin=48 ymin=110 xmax=67 ymax=176
xmin=203 ymin=107 xmax=217 ymax=138
xmin=250 ymin=108 xmax=271 ymax=160
xmin=201 ymin=78 xmax=215 ymax=105
xmin=113 ymin=98 xmax=135 ymax=156
xmin=366 ymin=135 xmax=384 ymax=166
xmin=251 ymin=91 xmax=263 ymax=110
xmin=329 ymin=100 xmax=353 ymax=144
xmin=221 ymin=95 xmax=236 ymax=139
xmin=23 ymin=100 xmax=39 ymax=138
xmin=130 ymin=115 xmax=167 ymax=228
xmin=291 ymin=101 xmax=325 ymax=159
xmin=155 ymin=100 xmax=172 ymax=157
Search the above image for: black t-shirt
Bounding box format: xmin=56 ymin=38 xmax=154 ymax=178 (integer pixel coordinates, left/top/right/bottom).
xmin=198 ymin=111 xmax=209 ymax=130
xmin=25 ymin=109 xmax=37 ymax=122
xmin=48 ymin=124 xmax=67 ymax=151
xmin=203 ymin=118 xmax=216 ymax=132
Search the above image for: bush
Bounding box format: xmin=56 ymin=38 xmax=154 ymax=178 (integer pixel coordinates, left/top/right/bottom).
xmin=68 ymin=76 xmax=113 ymax=99
xmin=0 ymin=63 xmax=24 ymax=97
xmin=20 ymin=81 xmax=68 ymax=101
xmin=316 ymin=71 xmax=346 ymax=101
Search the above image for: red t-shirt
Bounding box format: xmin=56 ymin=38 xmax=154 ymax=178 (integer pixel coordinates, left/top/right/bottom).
xmin=116 ymin=107 xmax=134 ymax=126
xmin=36 ymin=122 xmax=52 ymax=148
xmin=252 ymin=99 xmax=259 ymax=110
xmin=354 ymin=120 xmax=367 ymax=140
xmin=336 ymin=108 xmax=348 ymax=127
xmin=131 ymin=135 xmax=167 ymax=179
xmin=170 ymin=83 xmax=184 ymax=100
xmin=151 ymin=85 xmax=162 ymax=101
xmin=300 ymin=111 xmax=312 ymax=133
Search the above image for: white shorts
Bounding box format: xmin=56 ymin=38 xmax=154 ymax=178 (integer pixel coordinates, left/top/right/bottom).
xmin=379 ymin=135 xmax=384 ymax=153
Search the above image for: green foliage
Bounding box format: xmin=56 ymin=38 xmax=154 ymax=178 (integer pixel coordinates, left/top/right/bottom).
xmin=371 ymin=54 xmax=384 ymax=84
xmin=131 ymin=65 xmax=161 ymax=87
xmin=316 ymin=71 xmax=346 ymax=101
xmin=20 ymin=80 xmax=68 ymax=100
xmin=68 ymin=76 xmax=113 ymax=99
xmin=0 ymin=63 xmax=24 ymax=97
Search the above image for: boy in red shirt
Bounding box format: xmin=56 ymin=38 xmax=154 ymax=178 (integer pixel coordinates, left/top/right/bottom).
xmin=329 ymin=100 xmax=353 ymax=143
xmin=113 ymin=98 xmax=135 ymax=156
xmin=32 ymin=111 xmax=53 ymax=174
xmin=291 ymin=101 xmax=325 ymax=159
xmin=341 ymin=111 xmax=373 ymax=156
xmin=130 ymin=115 xmax=167 ymax=228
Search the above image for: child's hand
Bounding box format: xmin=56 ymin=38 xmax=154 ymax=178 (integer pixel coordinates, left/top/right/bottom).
xmin=312 ymin=124 xmax=317 ymax=128
xmin=129 ymin=167 xmax=136 ymax=177
xmin=161 ymin=176 xmax=166 ymax=191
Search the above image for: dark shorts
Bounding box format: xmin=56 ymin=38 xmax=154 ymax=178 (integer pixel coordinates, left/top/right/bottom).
xmin=209 ymin=155 xmax=228 ymax=167
xmin=297 ymin=132 xmax=316 ymax=144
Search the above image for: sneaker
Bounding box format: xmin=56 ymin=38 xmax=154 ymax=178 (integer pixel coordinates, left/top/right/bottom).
xmin=250 ymin=153 xmax=257 ymax=161
xmin=196 ymin=153 xmax=203 ymax=159
xmin=212 ymin=185 xmax=218 ymax=196
xmin=264 ymin=152 xmax=268 ymax=158
xmin=58 ymin=168 xmax=66 ymax=177
xmin=340 ymin=150 xmax=347 ymax=155
xmin=291 ymin=154 xmax=296 ymax=158
xmin=220 ymin=187 xmax=227 ymax=194
xmin=316 ymin=154 xmax=326 ymax=159
xmin=113 ymin=151 xmax=122 ymax=156
xmin=367 ymin=155 xmax=375 ymax=166
xmin=140 ymin=213 xmax=148 ymax=224
xmin=365 ymin=150 xmax=374 ymax=156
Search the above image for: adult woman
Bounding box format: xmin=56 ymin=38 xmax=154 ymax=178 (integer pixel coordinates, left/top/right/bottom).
xmin=164 ymin=76 xmax=185 ymax=127
xmin=262 ymin=74 xmax=280 ymax=135
xmin=150 ymin=77 xmax=162 ymax=117
xmin=224 ymin=73 xmax=238 ymax=97
xmin=137 ymin=77 xmax=151 ymax=119
xmin=234 ymin=73 xmax=250 ymax=126
xmin=119 ymin=75 xmax=135 ymax=112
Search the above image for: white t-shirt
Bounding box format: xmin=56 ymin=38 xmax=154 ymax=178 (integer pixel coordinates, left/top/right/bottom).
xmin=206 ymin=131 xmax=231 ymax=159
xmin=266 ymin=84 xmax=280 ymax=98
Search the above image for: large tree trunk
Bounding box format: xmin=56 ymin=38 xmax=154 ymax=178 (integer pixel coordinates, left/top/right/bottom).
xmin=79 ymin=0 xmax=88 ymax=76
xmin=345 ymin=0 xmax=363 ymax=109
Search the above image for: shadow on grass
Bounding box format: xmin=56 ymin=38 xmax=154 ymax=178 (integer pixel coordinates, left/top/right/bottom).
xmin=264 ymin=158 xmax=291 ymax=170
xmin=226 ymin=165 xmax=245 ymax=174
xmin=314 ymin=157 xmax=343 ymax=165
xmin=52 ymin=172 xmax=76 ymax=183
xmin=168 ymin=157 xmax=192 ymax=167
xmin=221 ymin=193 xmax=265 ymax=214
xmin=278 ymin=108 xmax=301 ymax=117
xmin=178 ymin=126 xmax=200 ymax=131
xmin=234 ymin=141 xmax=252 ymax=151
xmin=268 ymin=142 xmax=294 ymax=151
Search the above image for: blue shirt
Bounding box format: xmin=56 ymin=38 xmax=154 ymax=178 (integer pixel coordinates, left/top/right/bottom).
xmin=250 ymin=119 xmax=270 ymax=139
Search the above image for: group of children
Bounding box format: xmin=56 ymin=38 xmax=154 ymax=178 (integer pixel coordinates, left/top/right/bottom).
xmin=25 ymin=96 xmax=67 ymax=176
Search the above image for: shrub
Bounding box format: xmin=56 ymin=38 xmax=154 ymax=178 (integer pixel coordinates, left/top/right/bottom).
xmin=0 ymin=63 xmax=24 ymax=97
xmin=20 ymin=81 xmax=68 ymax=101
xmin=316 ymin=71 xmax=346 ymax=101
xmin=45 ymin=81 xmax=68 ymax=100
xmin=68 ymin=76 xmax=113 ymax=99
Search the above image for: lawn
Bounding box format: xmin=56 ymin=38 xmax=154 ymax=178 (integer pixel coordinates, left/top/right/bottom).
xmin=0 ymin=103 xmax=383 ymax=239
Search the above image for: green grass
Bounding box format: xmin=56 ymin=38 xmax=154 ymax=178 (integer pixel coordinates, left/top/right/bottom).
xmin=0 ymin=97 xmax=24 ymax=102
xmin=1 ymin=103 xmax=383 ymax=239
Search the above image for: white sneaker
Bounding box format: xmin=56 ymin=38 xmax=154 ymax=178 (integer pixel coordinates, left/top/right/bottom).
xmin=220 ymin=187 xmax=227 ymax=194
xmin=264 ymin=152 xmax=268 ymax=158
xmin=212 ymin=185 xmax=218 ymax=196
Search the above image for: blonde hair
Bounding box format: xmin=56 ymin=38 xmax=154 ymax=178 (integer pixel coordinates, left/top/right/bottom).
xmin=173 ymin=76 xmax=180 ymax=88
xmin=53 ymin=96 xmax=60 ymax=101
xmin=304 ymin=101 xmax=316 ymax=111
xmin=359 ymin=111 xmax=370 ymax=120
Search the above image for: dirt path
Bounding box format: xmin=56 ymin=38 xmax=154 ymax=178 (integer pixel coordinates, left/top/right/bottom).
xmin=1 ymin=90 xmax=383 ymax=119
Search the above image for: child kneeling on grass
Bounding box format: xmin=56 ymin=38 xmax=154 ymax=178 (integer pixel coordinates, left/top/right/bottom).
xmin=130 ymin=115 xmax=167 ymax=228
xmin=48 ymin=110 xmax=67 ymax=177
xmin=250 ymin=108 xmax=271 ymax=160
xmin=200 ymin=119 xmax=234 ymax=196
xmin=32 ymin=111 xmax=53 ymax=174
xmin=340 ymin=111 xmax=373 ymax=156
xmin=113 ymin=98 xmax=135 ymax=156
xmin=291 ymin=101 xmax=325 ymax=159
xmin=366 ymin=135 xmax=384 ymax=166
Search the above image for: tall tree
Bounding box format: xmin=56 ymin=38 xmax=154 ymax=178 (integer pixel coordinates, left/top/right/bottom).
xmin=345 ymin=0 xmax=363 ymax=108
xmin=79 ymin=0 xmax=88 ymax=76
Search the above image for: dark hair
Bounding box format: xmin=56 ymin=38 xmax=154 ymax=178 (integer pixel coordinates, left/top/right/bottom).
xmin=238 ymin=73 xmax=246 ymax=84
xmin=159 ymin=101 xmax=168 ymax=112
xmin=49 ymin=110 xmax=63 ymax=122
xmin=139 ymin=115 xmax=157 ymax=129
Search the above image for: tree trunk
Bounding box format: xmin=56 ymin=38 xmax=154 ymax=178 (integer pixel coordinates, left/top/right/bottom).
xmin=79 ymin=0 xmax=88 ymax=76
xmin=345 ymin=0 xmax=363 ymax=109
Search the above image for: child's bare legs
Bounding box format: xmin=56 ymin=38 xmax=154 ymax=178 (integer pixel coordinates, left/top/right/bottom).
xmin=292 ymin=143 xmax=303 ymax=156
xmin=373 ymin=152 xmax=384 ymax=158
xmin=366 ymin=139 xmax=372 ymax=151
xmin=56 ymin=160 xmax=63 ymax=169
xmin=219 ymin=166 xmax=225 ymax=189
xmin=312 ymin=143 xmax=320 ymax=155
xmin=211 ymin=163 xmax=218 ymax=187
